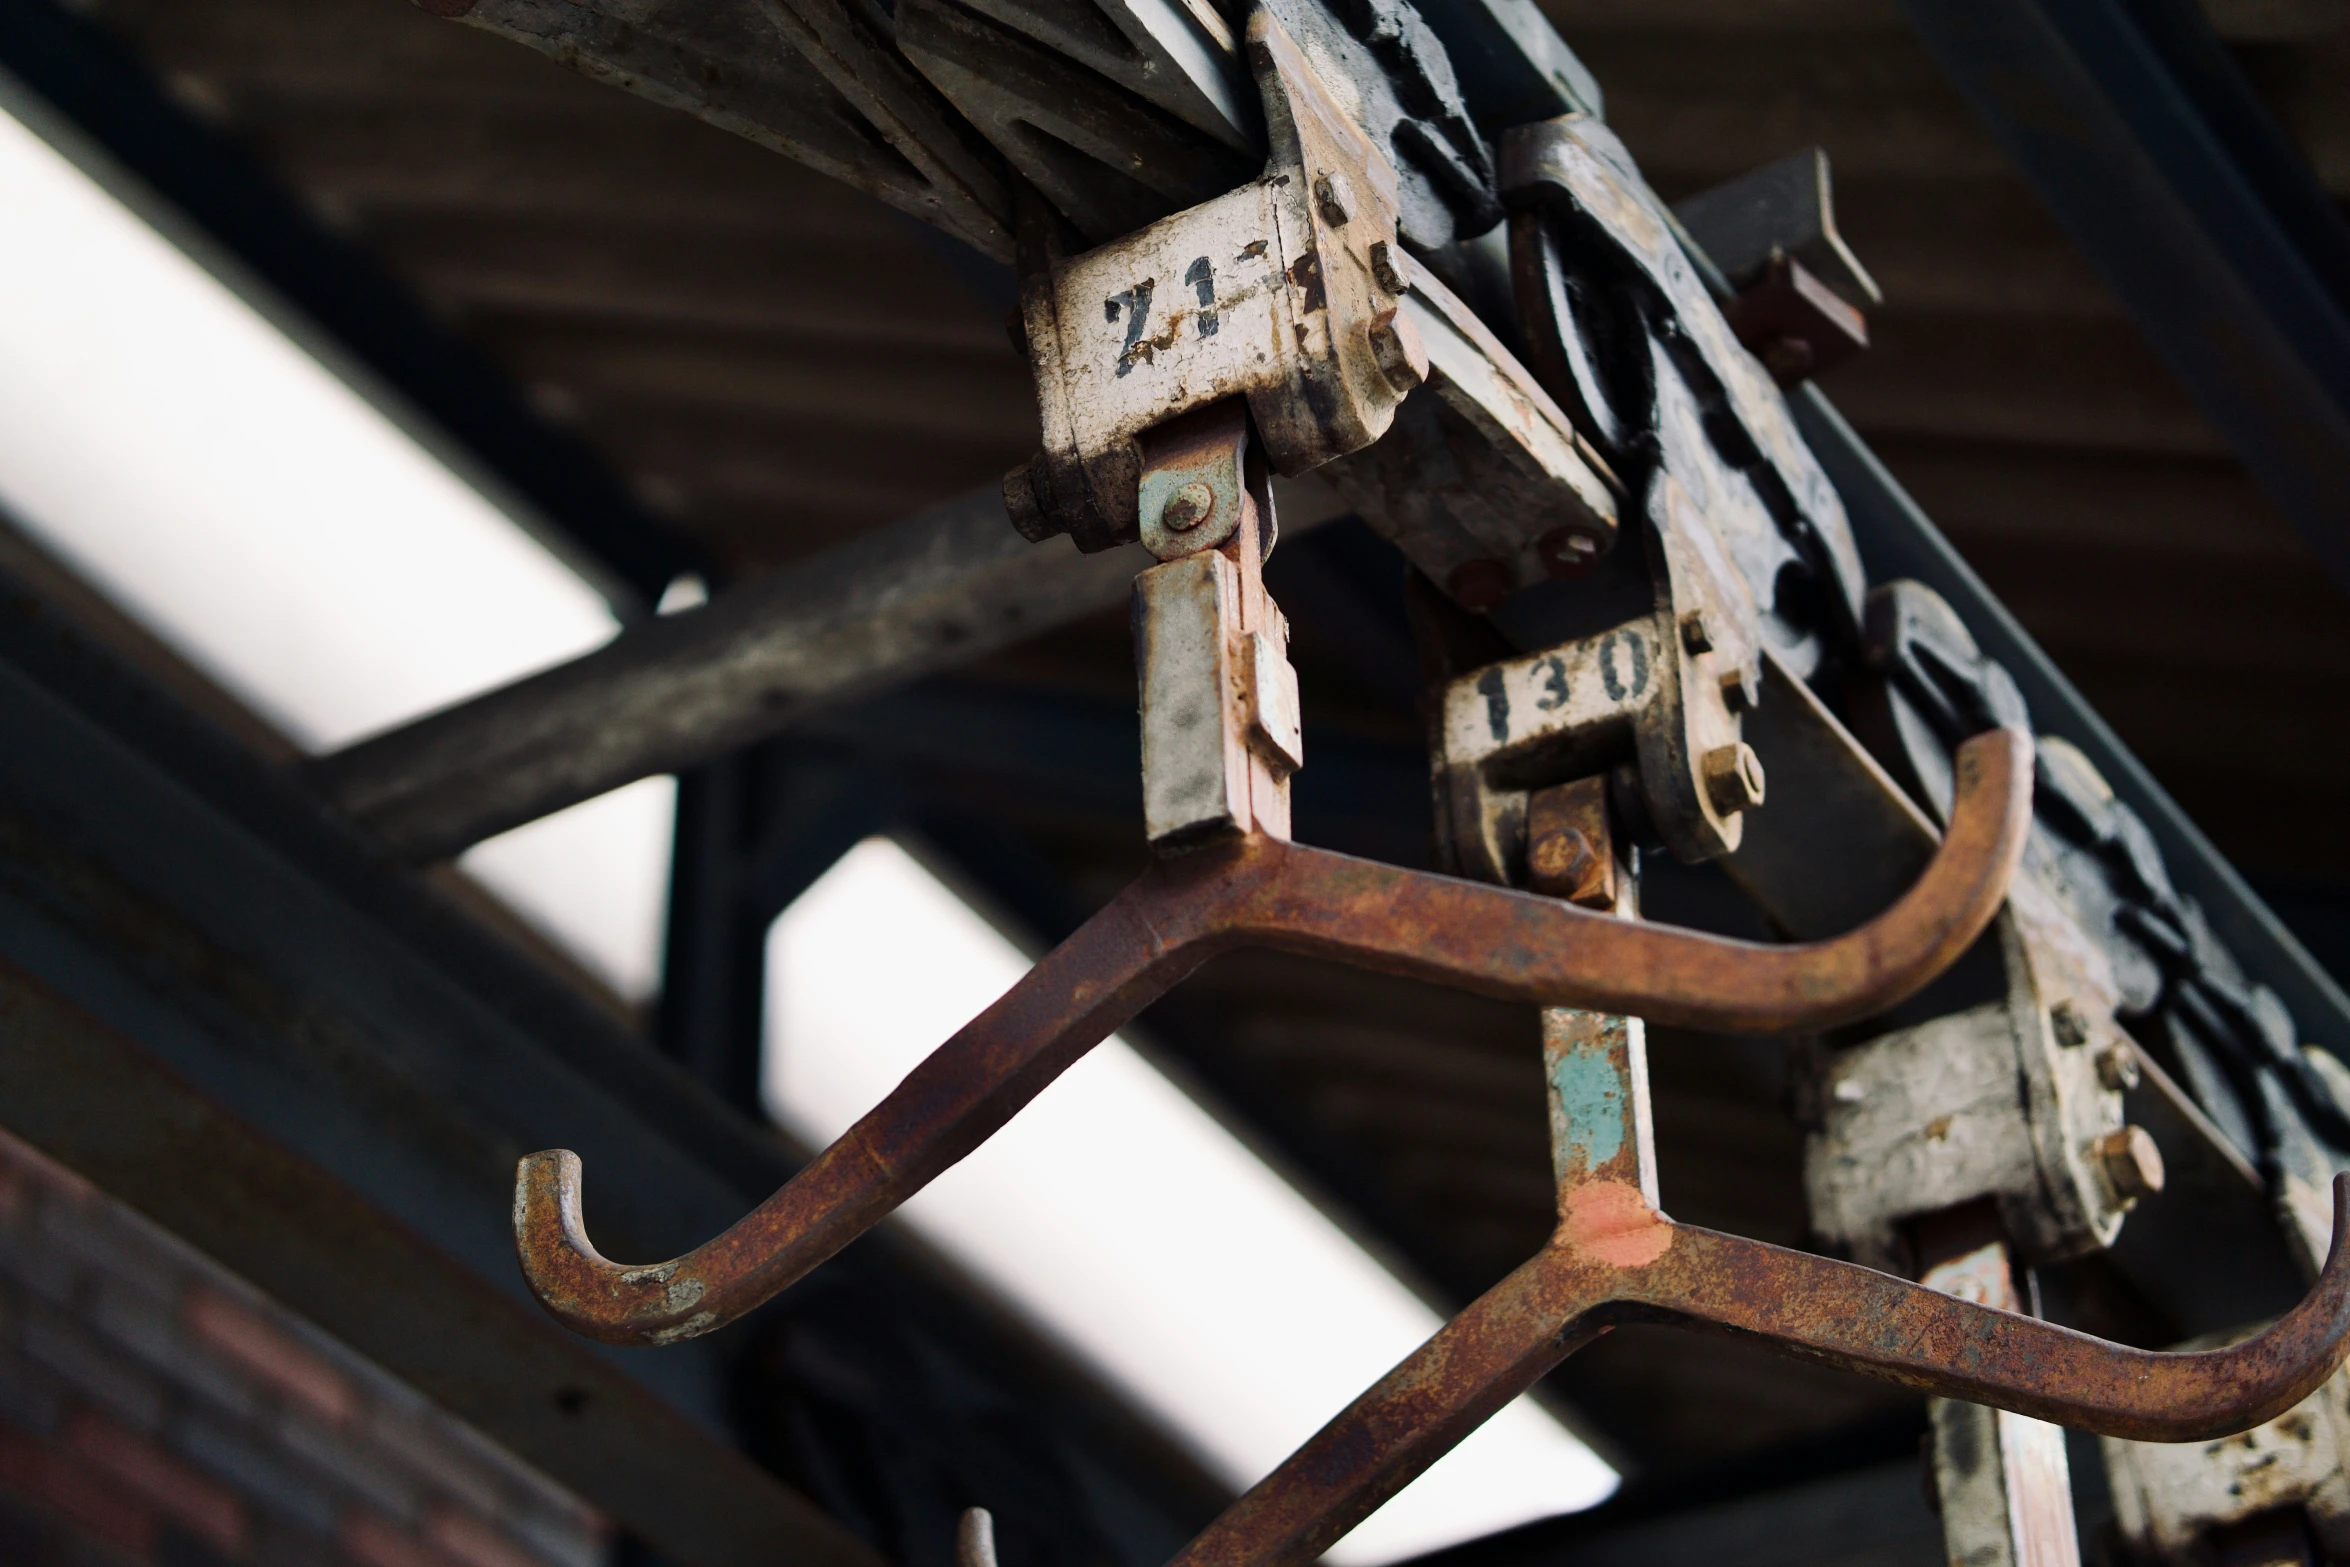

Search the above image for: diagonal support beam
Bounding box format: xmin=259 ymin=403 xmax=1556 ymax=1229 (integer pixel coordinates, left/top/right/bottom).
xmin=1893 ymin=0 xmax=2350 ymax=597
xmin=314 ymin=481 xmax=1345 ymax=864
xmin=313 ymin=485 xmax=1143 ymax=861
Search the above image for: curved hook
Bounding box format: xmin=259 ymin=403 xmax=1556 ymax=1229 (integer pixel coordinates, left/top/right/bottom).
xmin=1171 ymin=1176 xmax=2350 ymax=1567
xmin=515 ymin=729 xmax=2031 ymax=1345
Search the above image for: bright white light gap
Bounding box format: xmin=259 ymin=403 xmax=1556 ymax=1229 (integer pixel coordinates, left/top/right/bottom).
xmin=0 ymin=94 xmax=673 ymax=997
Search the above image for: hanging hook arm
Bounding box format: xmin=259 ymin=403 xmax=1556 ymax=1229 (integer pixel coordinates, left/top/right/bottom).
xmin=1167 ymin=1175 xmax=2350 ymax=1567
xmin=515 ymin=729 xmax=2030 ymax=1346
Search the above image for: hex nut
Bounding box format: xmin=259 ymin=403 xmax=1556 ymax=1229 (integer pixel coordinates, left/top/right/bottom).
xmin=2093 ymin=1126 xmax=2165 ymax=1202
xmin=2050 ymin=1001 xmax=2090 ymax=1048
xmin=1527 ymin=825 xmax=1596 ymax=885
xmin=1701 ymin=742 xmax=1766 ymax=815
xmin=2095 ymin=1042 xmax=2141 ymax=1092
xmin=1159 ymin=481 xmax=1216 ymax=535
xmin=1369 ymin=239 xmax=1409 ymax=296
xmin=1680 ymin=611 xmax=1713 ymax=655
xmin=1720 ymin=665 xmax=1759 ymax=713
xmin=1367 ymin=309 xmax=1428 ymax=393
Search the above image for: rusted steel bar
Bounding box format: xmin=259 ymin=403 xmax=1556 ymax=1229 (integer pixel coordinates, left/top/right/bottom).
xmin=515 ymin=727 xmax=2031 ymax=1346
xmin=1173 ymin=1177 xmax=2350 ymax=1567
xmin=313 ymin=485 xmax=1144 ymax=862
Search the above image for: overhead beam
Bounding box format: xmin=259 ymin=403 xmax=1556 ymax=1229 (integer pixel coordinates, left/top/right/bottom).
xmin=312 ymin=484 xmax=1139 ymax=860
xmin=1890 ymin=0 xmax=2350 ymax=597
xmin=315 ymin=481 xmax=1344 ymax=863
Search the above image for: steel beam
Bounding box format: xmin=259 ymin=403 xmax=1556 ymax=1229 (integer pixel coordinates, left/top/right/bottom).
xmin=315 ymin=481 xmax=1346 ymax=863
xmin=0 ymin=559 xmax=1227 ymax=1566
xmin=1891 ymin=0 xmax=2350 ymax=597
xmin=312 ymin=485 xmax=1139 ymax=860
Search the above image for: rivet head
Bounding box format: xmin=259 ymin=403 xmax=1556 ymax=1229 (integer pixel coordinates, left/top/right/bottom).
xmin=1159 ymin=481 xmax=1216 ymax=534
xmin=2094 ymin=1126 xmax=2165 ymax=1202
xmin=1701 ymin=743 xmax=1766 ymax=815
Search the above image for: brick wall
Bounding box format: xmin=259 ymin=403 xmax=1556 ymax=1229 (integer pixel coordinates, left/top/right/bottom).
xmin=0 ymin=1128 xmax=609 ymax=1567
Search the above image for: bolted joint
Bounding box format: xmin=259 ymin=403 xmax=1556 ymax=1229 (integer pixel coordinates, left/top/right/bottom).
xmin=1368 ymin=308 xmax=1429 ymax=394
xmin=1525 ymin=777 xmax=1616 ymax=909
xmin=2093 ymin=1126 xmax=2165 ymax=1203
xmin=1158 ymin=481 xmax=1217 ymax=536
xmin=1701 ymin=742 xmax=1767 ymax=816
xmin=2095 ymin=1043 xmax=2141 ymax=1092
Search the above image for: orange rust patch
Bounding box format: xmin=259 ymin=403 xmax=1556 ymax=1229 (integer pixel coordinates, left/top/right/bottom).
xmin=1562 ymin=1180 xmax=1671 ymax=1267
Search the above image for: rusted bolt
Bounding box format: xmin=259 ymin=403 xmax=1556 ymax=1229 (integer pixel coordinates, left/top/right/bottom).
xmin=1701 ymin=743 xmax=1767 ymax=815
xmin=2096 ymin=1043 xmax=2141 ymax=1092
xmin=1720 ymin=665 xmax=1759 ymax=713
xmin=1538 ymin=526 xmax=1606 ymax=580
xmin=2094 ymin=1126 xmax=2165 ymax=1202
xmin=1159 ymin=481 xmax=1217 ymax=534
xmin=1314 ymin=172 xmax=1355 ymax=227
xmin=2051 ymin=1001 xmax=2091 ymax=1048
xmin=1680 ymin=611 xmax=1714 ymax=655
xmin=1447 ymin=559 xmax=1515 ymax=611
xmin=1527 ymin=827 xmax=1598 ymax=894
xmin=1368 ymin=309 xmax=1427 ymax=393
xmin=1369 ymin=240 xmax=1409 ymax=296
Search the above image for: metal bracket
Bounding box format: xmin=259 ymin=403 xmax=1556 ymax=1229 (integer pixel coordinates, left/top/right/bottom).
xmin=1432 ymin=482 xmax=1764 ymax=870
xmin=1005 ymin=11 xmax=1620 ymax=585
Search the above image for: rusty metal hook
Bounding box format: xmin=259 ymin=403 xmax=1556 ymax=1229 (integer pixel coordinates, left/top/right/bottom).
xmin=1170 ymin=1175 xmax=2350 ymax=1567
xmin=514 ymin=727 xmax=2032 ymax=1346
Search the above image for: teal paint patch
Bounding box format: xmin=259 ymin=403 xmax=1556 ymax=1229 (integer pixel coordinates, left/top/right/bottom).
xmin=1550 ymin=1048 xmax=1625 ymax=1173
